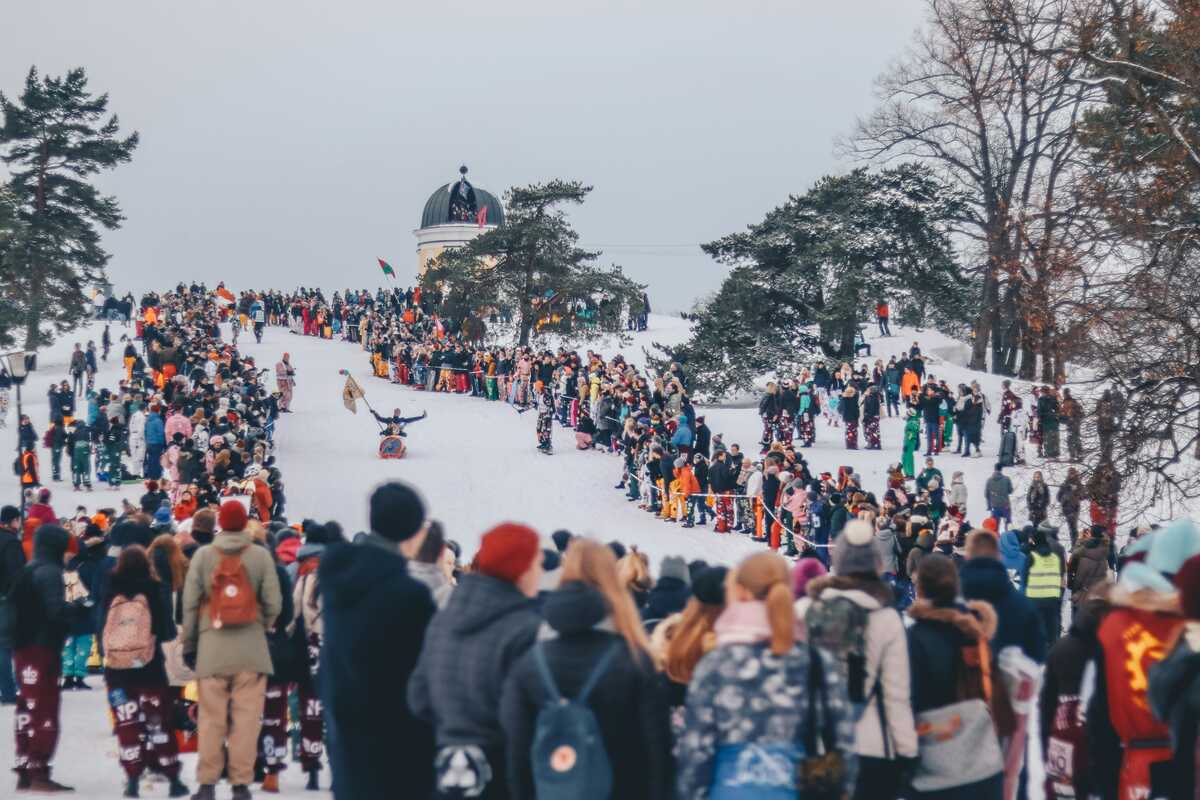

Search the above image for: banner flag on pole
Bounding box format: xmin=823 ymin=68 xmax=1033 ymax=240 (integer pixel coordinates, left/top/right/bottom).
xmin=342 ymin=373 xmax=365 ymax=413
xmin=377 ymin=258 xmax=395 ymax=278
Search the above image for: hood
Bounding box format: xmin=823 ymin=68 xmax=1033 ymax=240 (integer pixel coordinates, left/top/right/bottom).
xmin=318 ymin=540 xmax=408 ymax=613
xmin=806 ymin=574 xmax=892 ymax=609
xmin=907 ymin=599 xmax=998 ymax=641
xmin=959 ymin=557 xmax=1015 ymax=602
xmin=441 ymin=572 xmax=538 ymax=636
xmin=33 ymin=524 xmax=71 ymax=564
xmin=214 ymin=530 xmax=253 ymax=553
xmin=543 ymin=581 xmax=608 ymax=635
xmin=999 ymin=531 xmax=1024 ymax=560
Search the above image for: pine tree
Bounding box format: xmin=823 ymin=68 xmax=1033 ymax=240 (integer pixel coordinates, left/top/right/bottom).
xmin=421 ymin=179 xmax=644 ymax=346
xmin=0 ymin=67 xmax=138 ymax=348
xmin=656 ymin=166 xmax=966 ymax=396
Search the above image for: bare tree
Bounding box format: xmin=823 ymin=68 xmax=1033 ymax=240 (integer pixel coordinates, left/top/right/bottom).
xmin=842 ymin=0 xmax=1102 ymax=377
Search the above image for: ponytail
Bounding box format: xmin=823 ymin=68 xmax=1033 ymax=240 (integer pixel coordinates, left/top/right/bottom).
xmin=763 ymin=582 xmax=795 ymax=655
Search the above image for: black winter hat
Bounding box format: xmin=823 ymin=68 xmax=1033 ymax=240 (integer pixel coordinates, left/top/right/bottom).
xmin=551 ymin=529 xmax=573 ymax=553
xmin=369 ymin=481 xmax=426 ymax=542
xmin=692 ymin=566 xmax=728 ymax=606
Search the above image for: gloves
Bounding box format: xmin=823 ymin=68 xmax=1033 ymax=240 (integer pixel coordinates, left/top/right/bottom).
xmin=183 ymin=651 xmax=197 ymax=671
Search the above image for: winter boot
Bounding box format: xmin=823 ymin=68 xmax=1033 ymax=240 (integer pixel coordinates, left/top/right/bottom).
xmin=123 ymin=776 xmax=139 ymax=798
xmin=304 ymin=772 xmax=319 ymax=792
xmin=26 ymin=771 xmax=74 ymax=793
xmin=231 ymin=785 xmax=252 ymax=800
xmin=261 ymin=774 xmax=279 ymax=794
xmin=190 ymin=785 xmax=215 ymax=800
xmin=16 ymin=771 xmax=31 ymax=791
xmin=167 ymin=778 xmax=190 ymax=798
xmin=74 ymin=677 xmax=90 ymax=690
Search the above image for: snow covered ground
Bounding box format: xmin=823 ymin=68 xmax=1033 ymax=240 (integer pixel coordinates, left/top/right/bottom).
xmin=0 ymin=309 xmax=1097 ymax=797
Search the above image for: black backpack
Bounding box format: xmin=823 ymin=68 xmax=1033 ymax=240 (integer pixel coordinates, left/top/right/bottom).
xmin=531 ymin=642 xmax=620 ymax=800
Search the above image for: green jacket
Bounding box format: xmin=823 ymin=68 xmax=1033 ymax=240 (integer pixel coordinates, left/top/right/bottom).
xmin=181 ymin=530 xmax=282 ymax=678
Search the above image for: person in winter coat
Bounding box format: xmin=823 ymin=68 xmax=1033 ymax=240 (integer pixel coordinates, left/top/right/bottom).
xmin=641 ymin=555 xmax=691 ymax=624
xmin=674 ymin=551 xmax=857 ymax=799
xmin=98 ymin=545 xmax=189 ymax=798
xmin=500 ymin=539 xmax=672 ymax=800
xmin=1068 ymin=525 xmax=1110 ymax=607
xmin=841 ymin=385 xmax=861 ymax=449
xmin=1146 ymin=553 xmax=1200 ymax=800
xmin=62 ymin=531 xmax=106 ymax=689
xmin=319 ymin=482 xmax=437 ymax=800
xmin=985 ymin=464 xmax=1015 ymax=528
xmin=1058 ymin=468 xmax=1083 ymax=546
xmin=947 ymin=471 xmax=968 ymax=518
xmin=902 ymin=408 xmax=920 ymax=477
xmin=10 ymin=524 xmax=77 ymax=792
xmin=1039 ymin=594 xmax=1109 ymax=800
xmin=1027 ymin=471 xmax=1051 ymax=527
xmin=408 ymin=523 xmax=543 ymax=800
xmin=180 ymin=501 xmax=282 ymax=800
xmin=143 ymin=407 xmax=166 ymax=480
xmin=797 ymin=520 xmax=918 ymax=799
xmin=1087 ymin=537 xmax=1189 ymax=800
xmin=960 ymin=531 xmax=1046 ymax=663
xmin=693 ymin=416 xmax=711 ymax=458
xmin=998 ymin=529 xmax=1028 ymax=591
xmin=906 ymin=553 xmax=1004 ymax=800
xmin=0 ymin=505 xmax=26 ymax=704
xmin=1022 ymin=522 xmax=1068 ymax=649
xmin=254 ymin=531 xmax=295 ymax=793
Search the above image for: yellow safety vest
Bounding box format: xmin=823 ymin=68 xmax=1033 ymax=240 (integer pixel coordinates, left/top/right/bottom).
xmin=1025 ymin=551 xmax=1062 ymax=599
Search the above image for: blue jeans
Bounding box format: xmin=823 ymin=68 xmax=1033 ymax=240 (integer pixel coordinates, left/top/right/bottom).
xmin=688 ymin=496 xmax=709 ymax=524
xmin=990 ymin=506 xmax=1012 ymax=528
xmin=0 ymin=644 xmax=15 ymax=700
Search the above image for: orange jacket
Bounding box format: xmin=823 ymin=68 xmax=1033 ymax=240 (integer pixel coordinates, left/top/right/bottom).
xmin=251 ymin=479 xmax=273 ymax=523
xmin=674 ymin=466 xmax=701 ymax=498
xmin=900 ymin=369 xmax=920 ymax=398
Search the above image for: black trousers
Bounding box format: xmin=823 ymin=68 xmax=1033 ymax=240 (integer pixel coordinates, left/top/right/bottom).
xmin=853 ymin=755 xmax=904 ymax=800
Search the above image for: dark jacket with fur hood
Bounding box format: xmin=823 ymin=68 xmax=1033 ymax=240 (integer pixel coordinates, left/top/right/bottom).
xmin=906 ymin=599 xmax=998 ymax=713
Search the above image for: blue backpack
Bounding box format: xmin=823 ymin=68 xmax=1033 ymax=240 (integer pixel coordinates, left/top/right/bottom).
xmin=531 ymin=641 xmax=620 ymax=800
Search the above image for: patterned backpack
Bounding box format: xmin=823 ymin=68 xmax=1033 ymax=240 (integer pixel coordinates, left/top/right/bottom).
xmin=103 ymin=594 xmax=156 ymax=669
xmin=805 ymin=595 xmax=872 ymax=705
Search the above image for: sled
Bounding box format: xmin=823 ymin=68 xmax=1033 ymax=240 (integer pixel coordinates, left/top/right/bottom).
xmin=379 ymin=435 xmax=407 ymax=460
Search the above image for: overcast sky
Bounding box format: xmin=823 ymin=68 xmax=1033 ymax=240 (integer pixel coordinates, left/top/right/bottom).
xmin=1 ymin=1 xmax=926 ymax=310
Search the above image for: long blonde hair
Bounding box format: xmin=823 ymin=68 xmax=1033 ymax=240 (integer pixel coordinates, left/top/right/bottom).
xmin=562 ymin=540 xmax=651 ymax=656
xmin=616 ymin=549 xmax=652 ymax=595
xmin=731 ymin=552 xmax=795 ymax=655
xmin=663 ymin=596 xmax=725 ymax=683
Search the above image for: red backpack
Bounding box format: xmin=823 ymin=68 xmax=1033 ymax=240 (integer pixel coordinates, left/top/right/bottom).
xmin=209 ymin=550 xmax=258 ymax=629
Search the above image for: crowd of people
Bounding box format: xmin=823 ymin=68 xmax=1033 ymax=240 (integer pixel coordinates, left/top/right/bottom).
xmin=0 ymin=282 xmax=1191 ymax=800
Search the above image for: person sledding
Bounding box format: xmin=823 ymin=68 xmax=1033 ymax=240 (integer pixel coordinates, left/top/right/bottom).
xmin=371 ymin=407 xmax=427 ymax=438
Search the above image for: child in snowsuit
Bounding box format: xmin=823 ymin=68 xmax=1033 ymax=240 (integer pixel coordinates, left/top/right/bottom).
xmin=536 ymin=384 xmax=554 ymax=453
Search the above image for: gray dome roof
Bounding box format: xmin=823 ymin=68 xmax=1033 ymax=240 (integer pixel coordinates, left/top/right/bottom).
xmin=419 ymin=181 xmax=505 ymax=229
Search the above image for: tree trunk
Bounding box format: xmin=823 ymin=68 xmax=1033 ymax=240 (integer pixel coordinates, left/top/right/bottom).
xmin=1039 ymin=329 xmax=1056 ymax=385
xmin=970 ymin=270 xmax=997 ymax=371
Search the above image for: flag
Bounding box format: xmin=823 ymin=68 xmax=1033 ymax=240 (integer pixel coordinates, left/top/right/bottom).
xmin=377 ymin=258 xmax=395 ymax=278
xmin=342 ymin=374 xmax=365 ymax=413
xmin=476 ymin=206 xmax=488 ymax=228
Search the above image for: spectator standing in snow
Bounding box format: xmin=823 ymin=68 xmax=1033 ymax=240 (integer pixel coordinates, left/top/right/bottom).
xmin=985 ymin=464 xmax=1014 ymax=529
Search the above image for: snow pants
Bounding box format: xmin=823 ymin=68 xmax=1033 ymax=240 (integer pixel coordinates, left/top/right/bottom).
xmin=864 ymin=416 xmax=881 ymax=449
xmin=13 ymin=645 xmax=62 ymax=775
xmin=844 ymin=420 xmax=859 ymax=449
xmin=258 ymin=680 xmax=289 ymax=774
xmin=277 ymin=380 xmax=293 ymax=411
xmin=298 ymin=680 xmax=324 ymax=773
xmin=714 ymin=493 xmax=734 ymax=532
xmin=61 ymin=635 xmax=92 ymax=679
xmin=776 ymin=411 xmax=794 ymax=448
xmin=798 ymin=414 xmax=815 ymax=446
xmin=107 ymin=681 xmax=180 ymax=779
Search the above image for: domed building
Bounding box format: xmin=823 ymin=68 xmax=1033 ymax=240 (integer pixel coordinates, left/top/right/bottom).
xmin=414 ymin=166 xmax=505 ymax=273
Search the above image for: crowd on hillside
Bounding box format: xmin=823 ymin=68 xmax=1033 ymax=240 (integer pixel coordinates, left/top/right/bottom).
xmin=1 ymin=283 xmax=1188 ymax=800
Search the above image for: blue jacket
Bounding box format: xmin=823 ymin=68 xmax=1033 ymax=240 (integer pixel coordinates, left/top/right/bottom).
xmin=999 ymin=531 xmax=1027 ymax=591
xmin=143 ymin=412 xmax=166 ymax=446
xmin=959 ymin=556 xmax=1046 ymax=663
xmin=671 ymin=421 xmax=693 ymax=449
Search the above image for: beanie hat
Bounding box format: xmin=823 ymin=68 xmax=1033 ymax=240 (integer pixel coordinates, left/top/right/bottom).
xmin=36 ymin=488 xmax=51 ymax=503
xmin=1147 ymin=518 xmax=1200 ymax=578
xmin=834 ymin=519 xmax=880 ymax=576
xmin=218 ymin=500 xmax=248 ymax=533
xmin=551 ymin=529 xmax=573 ymax=553
xmin=981 ymin=517 xmax=998 ymax=533
xmin=1175 ymin=553 xmax=1200 ymax=620
xmin=154 ymin=506 xmax=172 ymax=527
xmin=369 ymin=482 xmax=426 ymax=542
xmin=691 ymin=566 xmax=728 ymax=605
xmin=474 ymin=523 xmax=540 ymax=584
xmin=660 ymin=555 xmax=690 ymax=585
xmin=792 ymin=557 xmax=828 ymax=599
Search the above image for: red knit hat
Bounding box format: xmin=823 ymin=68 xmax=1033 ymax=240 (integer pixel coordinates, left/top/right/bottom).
xmin=218 ymin=500 xmax=248 ymax=533
xmin=474 ymin=523 xmax=540 ymax=584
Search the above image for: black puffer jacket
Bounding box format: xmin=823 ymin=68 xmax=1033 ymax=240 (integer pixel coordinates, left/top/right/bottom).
xmin=500 ymin=582 xmax=672 ymax=800
xmin=640 ymin=576 xmax=690 ymax=624
xmin=12 ymin=525 xmax=72 ymax=651
xmin=407 ymin=573 xmax=541 ymax=751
